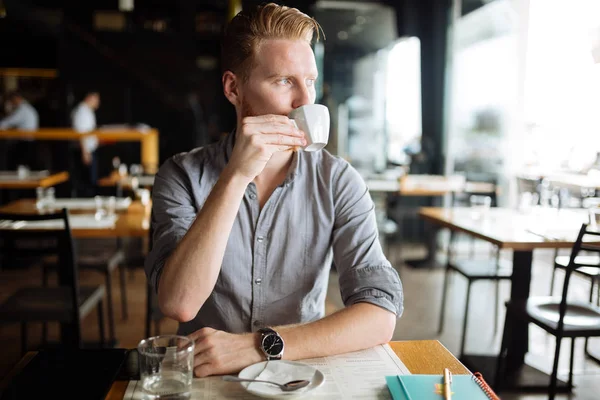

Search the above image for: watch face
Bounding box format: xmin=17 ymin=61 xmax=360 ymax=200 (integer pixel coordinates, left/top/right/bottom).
xmin=262 ymin=333 xmax=284 ymax=356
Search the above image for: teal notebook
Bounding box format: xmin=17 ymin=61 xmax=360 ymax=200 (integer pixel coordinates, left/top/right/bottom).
xmin=386 ymin=374 xmax=496 ymax=400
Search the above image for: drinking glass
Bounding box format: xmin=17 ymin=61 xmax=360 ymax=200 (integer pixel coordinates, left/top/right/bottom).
xmin=106 ymin=196 xmax=116 ymax=218
xmin=118 ymin=164 xmax=128 ymax=177
xmin=589 ymin=207 xmax=600 ymax=229
xmin=137 ymin=335 xmax=194 ymax=399
xmin=470 ymin=195 xmax=492 ymax=220
xmin=36 ymin=187 xmax=46 ymax=210
xmin=138 ymin=188 xmax=151 ymax=207
xmin=44 ymin=187 xmax=56 ymax=207
xmin=94 ymin=196 xmax=106 ymax=221
xmin=112 ymin=156 xmax=121 ymax=170
xmin=130 ymin=164 xmax=143 ymax=177
xmin=17 ymin=165 xmax=30 ymax=178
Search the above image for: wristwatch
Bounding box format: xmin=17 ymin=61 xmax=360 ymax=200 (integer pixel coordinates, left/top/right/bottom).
xmin=258 ymin=328 xmax=285 ymax=360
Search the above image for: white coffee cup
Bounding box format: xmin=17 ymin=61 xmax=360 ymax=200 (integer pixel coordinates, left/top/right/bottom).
xmin=288 ymin=104 xmax=330 ymax=152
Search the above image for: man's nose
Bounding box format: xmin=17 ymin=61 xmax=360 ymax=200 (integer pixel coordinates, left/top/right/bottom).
xmin=291 ymin=84 xmax=312 ymax=109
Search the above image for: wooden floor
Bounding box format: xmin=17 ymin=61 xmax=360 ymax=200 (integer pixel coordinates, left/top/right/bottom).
xmin=1 ymin=238 xmax=600 ymax=399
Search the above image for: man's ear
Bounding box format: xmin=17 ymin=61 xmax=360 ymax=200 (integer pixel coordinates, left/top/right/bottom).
xmin=223 ymin=71 xmax=241 ymax=106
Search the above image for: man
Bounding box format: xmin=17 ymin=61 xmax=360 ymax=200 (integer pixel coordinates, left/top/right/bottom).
xmin=0 ymin=91 xmax=39 ymax=131
xmin=0 ymin=91 xmax=39 ymax=170
xmin=145 ymin=3 xmax=403 ymax=378
xmin=71 ymin=92 xmax=100 ymax=194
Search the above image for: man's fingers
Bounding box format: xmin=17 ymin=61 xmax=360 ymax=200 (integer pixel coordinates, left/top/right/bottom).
xmin=264 ymin=144 xmax=298 ymax=153
xmin=242 ymin=118 xmax=303 ymax=137
xmin=242 ymin=114 xmax=292 ymax=125
xmin=260 ymin=133 xmax=306 ymax=147
xmin=194 ymin=363 xmax=213 ymax=378
xmin=193 ymin=336 xmax=214 ymax=356
xmin=193 ymin=348 xmax=213 ymax=366
xmin=188 ymin=327 xmax=215 ymax=343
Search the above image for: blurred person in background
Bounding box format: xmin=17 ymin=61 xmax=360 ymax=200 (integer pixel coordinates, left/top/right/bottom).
xmin=0 ymin=91 xmax=40 ymax=170
xmin=0 ymin=91 xmax=39 ymax=131
xmin=71 ymin=91 xmax=100 ymax=196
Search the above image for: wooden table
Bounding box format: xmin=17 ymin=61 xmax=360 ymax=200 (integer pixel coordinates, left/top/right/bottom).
xmin=98 ymin=172 xmax=155 ymax=197
xmin=398 ymin=174 xmax=466 ymax=197
xmin=418 ymin=206 xmax=594 ymax=392
xmin=0 ymin=171 xmax=69 ymax=189
xmin=111 ymin=340 xmax=470 ymax=399
xmin=0 ymin=128 xmax=159 ymax=174
xmin=0 ymin=199 xmax=150 ymax=238
xmin=0 ymin=340 xmax=469 ymax=400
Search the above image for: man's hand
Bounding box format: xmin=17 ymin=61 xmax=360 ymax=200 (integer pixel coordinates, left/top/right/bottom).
xmin=225 ymin=115 xmax=306 ymax=181
xmin=82 ymin=151 xmax=92 ymax=165
xmin=189 ymin=327 xmax=263 ymax=377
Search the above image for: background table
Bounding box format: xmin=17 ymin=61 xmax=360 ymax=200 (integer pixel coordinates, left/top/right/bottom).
xmin=0 ymin=128 xmax=159 ymax=174
xmin=419 ymin=206 xmax=593 ymax=392
xmin=0 ymin=199 xmax=149 ymax=238
xmin=0 ymin=171 xmax=69 ymax=189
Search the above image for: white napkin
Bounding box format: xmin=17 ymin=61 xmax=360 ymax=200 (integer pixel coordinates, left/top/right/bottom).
xmin=14 ymin=214 xmax=118 ymax=229
xmin=50 ymin=197 xmax=132 ymax=210
xmin=0 ymin=170 xmax=50 ymax=180
xmin=247 ymin=361 xmax=315 ymax=396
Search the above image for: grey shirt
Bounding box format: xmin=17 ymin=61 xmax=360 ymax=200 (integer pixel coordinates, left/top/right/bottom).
xmin=145 ymin=131 xmax=403 ymax=335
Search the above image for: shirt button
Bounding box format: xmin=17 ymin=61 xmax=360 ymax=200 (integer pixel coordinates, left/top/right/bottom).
xmin=249 ymin=193 xmax=257 ymax=200
xmin=256 ymin=236 xmax=264 ymax=243
xmin=254 ymin=320 xmax=262 ymax=327
xmin=255 ymin=278 xmax=262 ymax=285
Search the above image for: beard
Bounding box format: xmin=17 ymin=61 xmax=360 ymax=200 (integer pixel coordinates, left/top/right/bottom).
xmin=241 ymin=97 xmax=258 ymax=118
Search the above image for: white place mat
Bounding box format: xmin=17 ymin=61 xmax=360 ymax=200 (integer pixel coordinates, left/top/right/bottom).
xmin=0 ymin=170 xmax=50 ymax=181
xmin=48 ymin=197 xmax=132 ymax=210
xmin=128 ymin=176 xmax=154 ymax=186
xmin=0 ymin=214 xmax=117 ymax=230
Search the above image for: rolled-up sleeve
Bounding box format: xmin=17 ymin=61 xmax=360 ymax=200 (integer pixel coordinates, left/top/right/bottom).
xmin=144 ymin=157 xmax=197 ymax=293
xmin=331 ymin=163 xmax=404 ymax=317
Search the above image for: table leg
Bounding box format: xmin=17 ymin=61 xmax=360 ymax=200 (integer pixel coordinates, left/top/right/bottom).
xmin=505 ymin=250 xmax=532 ymax=369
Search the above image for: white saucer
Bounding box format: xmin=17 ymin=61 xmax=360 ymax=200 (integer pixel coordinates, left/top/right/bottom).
xmin=237 ymin=360 xmax=324 ymax=399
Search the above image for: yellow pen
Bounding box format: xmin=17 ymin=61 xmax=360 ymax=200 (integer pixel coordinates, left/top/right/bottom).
xmin=443 ymin=368 xmax=452 ymax=400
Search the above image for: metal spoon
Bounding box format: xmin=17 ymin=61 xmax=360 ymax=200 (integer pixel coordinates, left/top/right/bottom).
xmin=222 ymin=375 xmax=310 ymax=392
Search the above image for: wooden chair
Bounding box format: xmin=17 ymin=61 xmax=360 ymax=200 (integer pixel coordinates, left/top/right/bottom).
xmin=145 ymin=211 xmax=163 ymax=338
xmin=0 ymin=208 xmax=107 ymax=355
xmin=549 ymin=250 xmax=600 ymax=365
xmin=40 ymin=241 xmax=125 ymax=345
xmin=495 ymin=223 xmax=600 ymax=399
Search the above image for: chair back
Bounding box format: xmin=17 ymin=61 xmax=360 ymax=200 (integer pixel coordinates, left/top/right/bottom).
xmin=145 ymin=209 xmax=163 ymax=337
xmin=0 ymin=208 xmax=82 ymax=344
xmin=556 ymin=223 xmax=600 ymax=330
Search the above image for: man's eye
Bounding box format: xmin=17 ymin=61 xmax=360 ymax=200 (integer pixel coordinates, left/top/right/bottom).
xmin=306 ymin=79 xmax=316 ymax=87
xmin=278 ymin=78 xmax=291 ymax=85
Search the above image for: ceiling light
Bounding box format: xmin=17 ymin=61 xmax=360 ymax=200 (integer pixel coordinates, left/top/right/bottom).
xmin=119 ymin=0 xmax=134 ymax=12
xmin=356 ymin=15 xmax=366 ymax=24
xmin=337 ymin=31 xmax=348 ymax=40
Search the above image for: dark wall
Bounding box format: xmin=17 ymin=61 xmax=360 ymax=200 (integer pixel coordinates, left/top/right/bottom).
xmin=384 ymin=0 xmax=451 ymax=175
